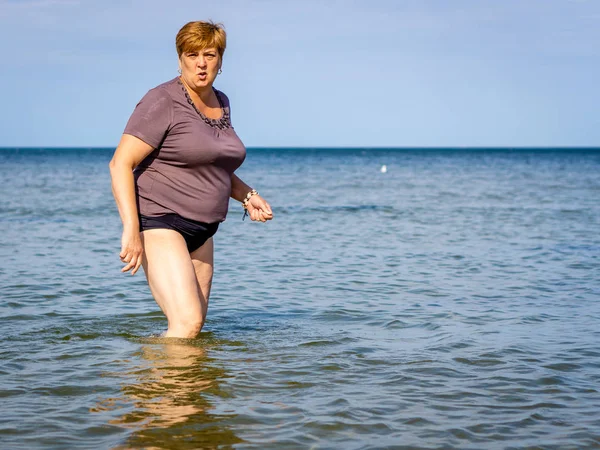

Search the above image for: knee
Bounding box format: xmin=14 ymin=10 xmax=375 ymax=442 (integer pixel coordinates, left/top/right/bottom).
xmin=171 ymin=316 xmax=204 ymax=338
xmin=183 ymin=318 xmax=204 ymax=338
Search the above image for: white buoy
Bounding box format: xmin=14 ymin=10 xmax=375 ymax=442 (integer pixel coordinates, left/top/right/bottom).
xmin=380 ymin=165 xmax=387 ymax=173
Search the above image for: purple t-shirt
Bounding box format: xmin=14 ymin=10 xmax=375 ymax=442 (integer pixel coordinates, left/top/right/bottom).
xmin=124 ymin=77 xmax=246 ymax=223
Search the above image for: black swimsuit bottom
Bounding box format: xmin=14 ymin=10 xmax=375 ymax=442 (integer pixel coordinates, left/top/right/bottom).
xmin=139 ymin=214 xmax=219 ymax=253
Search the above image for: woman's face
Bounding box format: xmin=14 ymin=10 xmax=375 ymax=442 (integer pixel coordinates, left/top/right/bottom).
xmin=179 ymin=47 xmax=221 ymax=91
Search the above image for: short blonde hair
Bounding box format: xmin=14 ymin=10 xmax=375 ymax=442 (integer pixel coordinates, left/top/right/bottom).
xmin=176 ymin=21 xmax=227 ymax=59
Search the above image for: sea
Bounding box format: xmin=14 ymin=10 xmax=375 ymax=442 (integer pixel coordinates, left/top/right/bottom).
xmin=1 ymin=147 xmax=599 ymax=449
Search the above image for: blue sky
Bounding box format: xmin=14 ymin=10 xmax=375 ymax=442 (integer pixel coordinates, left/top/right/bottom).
xmin=1 ymin=0 xmax=599 ymax=147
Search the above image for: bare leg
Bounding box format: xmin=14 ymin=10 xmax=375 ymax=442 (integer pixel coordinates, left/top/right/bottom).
xmin=190 ymin=237 xmax=214 ymax=325
xmin=141 ymin=229 xmax=208 ymax=338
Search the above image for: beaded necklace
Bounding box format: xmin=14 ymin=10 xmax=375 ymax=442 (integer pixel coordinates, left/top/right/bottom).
xmin=177 ymin=78 xmax=231 ymax=130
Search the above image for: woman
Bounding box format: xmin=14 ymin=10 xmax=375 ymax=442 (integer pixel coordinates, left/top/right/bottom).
xmin=109 ymin=21 xmax=273 ymax=339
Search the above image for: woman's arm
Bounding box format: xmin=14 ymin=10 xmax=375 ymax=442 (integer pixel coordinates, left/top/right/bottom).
xmin=109 ymin=134 xmax=155 ymax=274
xmin=230 ymin=173 xmax=253 ymax=202
xmin=230 ymin=173 xmax=273 ymax=222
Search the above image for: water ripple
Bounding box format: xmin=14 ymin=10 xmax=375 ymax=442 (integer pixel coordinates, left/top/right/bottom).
xmin=1 ymin=149 xmax=600 ymax=448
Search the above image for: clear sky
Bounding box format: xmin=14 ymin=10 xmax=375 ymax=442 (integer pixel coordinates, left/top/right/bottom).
xmin=1 ymin=0 xmax=599 ymax=147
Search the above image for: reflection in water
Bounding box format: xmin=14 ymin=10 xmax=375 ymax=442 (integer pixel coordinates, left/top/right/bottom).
xmin=95 ymin=338 xmax=242 ymax=449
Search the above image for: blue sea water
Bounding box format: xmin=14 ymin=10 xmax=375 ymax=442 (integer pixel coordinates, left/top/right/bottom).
xmin=0 ymin=147 xmax=599 ymax=449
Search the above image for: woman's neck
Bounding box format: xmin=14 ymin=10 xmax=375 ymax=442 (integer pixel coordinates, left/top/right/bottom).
xmin=180 ymin=76 xmax=213 ymax=104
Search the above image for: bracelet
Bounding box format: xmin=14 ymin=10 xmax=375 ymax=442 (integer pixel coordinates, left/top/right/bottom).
xmin=242 ymin=189 xmax=259 ymax=210
xmin=242 ymin=189 xmax=258 ymax=221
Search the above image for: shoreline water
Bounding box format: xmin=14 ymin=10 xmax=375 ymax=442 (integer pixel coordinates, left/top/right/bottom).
xmin=1 ymin=148 xmax=599 ymax=448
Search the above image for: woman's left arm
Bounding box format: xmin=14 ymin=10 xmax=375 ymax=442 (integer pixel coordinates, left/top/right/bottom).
xmin=231 ymin=173 xmax=273 ymax=222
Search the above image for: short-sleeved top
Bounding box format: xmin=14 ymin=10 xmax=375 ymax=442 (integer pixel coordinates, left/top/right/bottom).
xmin=123 ymin=77 xmax=246 ymax=224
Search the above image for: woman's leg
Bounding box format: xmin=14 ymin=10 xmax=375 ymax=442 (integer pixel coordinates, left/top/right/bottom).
xmin=141 ymin=229 xmax=207 ymax=338
xmin=190 ymin=237 xmax=215 ymax=325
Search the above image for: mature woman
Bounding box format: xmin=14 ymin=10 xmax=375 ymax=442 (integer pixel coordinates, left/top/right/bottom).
xmin=109 ymin=21 xmax=273 ymax=339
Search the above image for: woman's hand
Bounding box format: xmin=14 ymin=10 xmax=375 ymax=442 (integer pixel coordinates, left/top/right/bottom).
xmin=110 ymin=134 xmax=154 ymax=276
xmin=246 ymin=195 xmax=273 ymax=222
xmin=120 ymin=228 xmax=143 ymax=275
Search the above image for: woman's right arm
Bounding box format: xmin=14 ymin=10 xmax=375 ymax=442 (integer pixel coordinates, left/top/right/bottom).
xmin=108 ymin=134 xmax=155 ymax=275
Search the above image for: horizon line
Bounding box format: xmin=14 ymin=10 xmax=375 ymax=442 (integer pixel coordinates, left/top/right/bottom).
xmin=1 ymin=146 xmax=600 ymax=150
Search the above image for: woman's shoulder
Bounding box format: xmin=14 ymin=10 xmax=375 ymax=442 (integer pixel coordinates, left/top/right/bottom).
xmin=144 ymin=78 xmax=179 ymax=99
xmin=132 ymin=79 xmax=180 ymax=113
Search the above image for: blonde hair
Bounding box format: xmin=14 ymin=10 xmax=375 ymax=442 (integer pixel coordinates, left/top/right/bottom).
xmin=176 ymin=21 xmax=227 ymax=59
